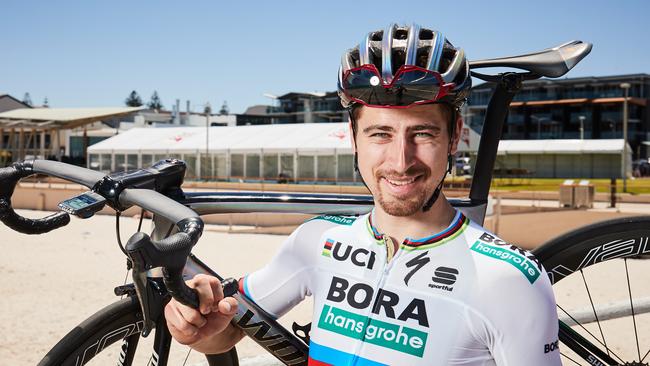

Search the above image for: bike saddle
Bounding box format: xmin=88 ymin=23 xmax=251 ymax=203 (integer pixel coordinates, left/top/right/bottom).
xmin=470 ymin=40 xmax=592 ymax=78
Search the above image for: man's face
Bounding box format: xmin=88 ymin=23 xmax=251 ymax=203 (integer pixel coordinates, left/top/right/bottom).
xmin=352 ymin=104 xmax=461 ymax=217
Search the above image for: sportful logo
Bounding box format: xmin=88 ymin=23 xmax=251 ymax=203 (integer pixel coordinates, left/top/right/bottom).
xmin=429 ymin=266 xmax=458 ymax=292
xmin=471 ymin=240 xmax=541 ymax=284
xmin=318 ymin=305 xmax=428 ymax=357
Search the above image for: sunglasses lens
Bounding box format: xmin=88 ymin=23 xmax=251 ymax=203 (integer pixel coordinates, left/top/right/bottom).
xmin=343 ymin=67 xmax=445 ymax=107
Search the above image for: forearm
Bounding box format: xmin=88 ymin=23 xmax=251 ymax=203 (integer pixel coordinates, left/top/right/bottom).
xmin=190 ymin=323 xmax=246 ymax=355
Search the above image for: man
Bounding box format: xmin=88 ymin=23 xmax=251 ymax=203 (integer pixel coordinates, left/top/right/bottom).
xmin=165 ymin=24 xmax=561 ymax=365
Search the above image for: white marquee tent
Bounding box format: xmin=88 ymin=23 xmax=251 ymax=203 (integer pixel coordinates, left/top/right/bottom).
xmin=87 ymin=123 xmax=481 ymax=182
xmin=87 ymin=122 xmax=626 ymax=181
xmin=491 ymin=139 xmax=631 ymax=178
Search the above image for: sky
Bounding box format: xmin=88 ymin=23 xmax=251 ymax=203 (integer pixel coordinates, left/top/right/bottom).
xmin=2 ymin=0 xmax=649 ymax=114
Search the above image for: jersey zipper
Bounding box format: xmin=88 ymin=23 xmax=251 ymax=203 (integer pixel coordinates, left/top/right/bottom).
xmin=353 ymin=235 xmax=403 ymax=365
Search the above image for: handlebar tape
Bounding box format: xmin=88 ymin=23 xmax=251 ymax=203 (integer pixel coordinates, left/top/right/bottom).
xmin=0 ymin=162 xmax=71 ymax=234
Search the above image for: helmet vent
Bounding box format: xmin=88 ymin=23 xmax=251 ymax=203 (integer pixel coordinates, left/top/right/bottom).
xmin=419 ymin=28 xmax=434 ymax=40
xmin=392 ymin=50 xmax=406 ymax=75
xmin=395 ymin=28 xmax=408 ymax=40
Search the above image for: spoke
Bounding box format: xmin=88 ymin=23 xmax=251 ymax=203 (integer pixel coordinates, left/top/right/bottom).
xmin=581 ymin=269 xmax=610 ymax=357
xmin=560 ymin=352 xmax=583 ymax=365
xmin=624 ymin=258 xmax=641 ymax=361
xmin=641 ymin=346 xmax=650 ymax=362
xmin=557 ymin=305 xmax=625 ymax=364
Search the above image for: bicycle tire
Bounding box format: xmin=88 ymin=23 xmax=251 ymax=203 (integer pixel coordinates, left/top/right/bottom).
xmin=39 ymin=296 xmax=239 ymax=366
xmin=534 ymin=215 xmax=650 ymax=284
xmin=533 ymin=215 xmax=650 ymax=365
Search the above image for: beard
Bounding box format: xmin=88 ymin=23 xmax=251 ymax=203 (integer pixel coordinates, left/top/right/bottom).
xmin=373 ymin=167 xmax=435 ymax=217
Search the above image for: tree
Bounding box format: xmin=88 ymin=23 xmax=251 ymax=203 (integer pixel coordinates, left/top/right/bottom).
xmin=22 ymin=92 xmax=32 ymax=106
xmin=147 ymin=91 xmax=164 ymax=111
xmin=125 ymin=90 xmax=143 ymax=107
xmin=219 ymin=100 xmax=229 ymax=115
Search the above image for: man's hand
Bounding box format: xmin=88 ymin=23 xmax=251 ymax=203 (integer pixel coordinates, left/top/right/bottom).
xmin=164 ymin=274 xmax=242 ymax=353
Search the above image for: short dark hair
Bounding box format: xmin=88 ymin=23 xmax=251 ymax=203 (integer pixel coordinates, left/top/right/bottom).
xmin=349 ymin=103 xmax=456 ymax=138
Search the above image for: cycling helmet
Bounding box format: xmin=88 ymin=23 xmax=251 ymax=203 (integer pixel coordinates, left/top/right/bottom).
xmin=340 ymin=24 xmax=470 ymax=212
xmin=337 ymin=23 xmax=471 ymax=111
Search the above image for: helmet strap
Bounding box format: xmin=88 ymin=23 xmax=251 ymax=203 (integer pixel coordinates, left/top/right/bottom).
xmin=349 ymin=109 xmax=370 ymax=190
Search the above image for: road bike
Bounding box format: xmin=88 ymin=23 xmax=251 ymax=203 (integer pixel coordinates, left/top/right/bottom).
xmin=3 ymin=40 xmax=648 ymax=366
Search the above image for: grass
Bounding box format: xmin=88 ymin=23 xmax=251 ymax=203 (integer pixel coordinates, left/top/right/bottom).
xmin=488 ymin=177 xmax=650 ymax=195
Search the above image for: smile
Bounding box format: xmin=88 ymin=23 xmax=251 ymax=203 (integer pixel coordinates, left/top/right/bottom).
xmin=385 ymin=177 xmax=417 ymax=186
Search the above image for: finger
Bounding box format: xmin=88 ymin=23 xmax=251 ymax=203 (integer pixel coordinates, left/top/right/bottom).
xmin=176 ymin=301 xmax=208 ymax=329
xmin=189 ymin=275 xmax=223 ymax=315
xmin=197 ymin=307 xmax=238 ymax=337
xmin=209 ymin=278 xmax=225 ymax=312
xmin=166 ymin=318 xmax=199 ymax=345
xmin=217 ymin=297 xmax=239 ymax=315
xmin=165 ymin=302 xmax=200 ymax=337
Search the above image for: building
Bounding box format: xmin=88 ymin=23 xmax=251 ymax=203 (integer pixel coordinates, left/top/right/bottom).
xmin=0 ymin=94 xmax=31 ymax=113
xmin=467 ymin=74 xmax=650 ymax=159
xmin=263 ymin=92 xmax=346 ymax=124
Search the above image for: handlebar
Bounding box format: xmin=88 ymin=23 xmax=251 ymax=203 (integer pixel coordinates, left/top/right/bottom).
xmin=0 ymin=161 xmax=72 ymax=234
xmin=0 ymin=159 xmax=204 ymax=334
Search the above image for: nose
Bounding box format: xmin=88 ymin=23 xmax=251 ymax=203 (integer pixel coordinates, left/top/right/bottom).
xmin=388 ymin=134 xmax=416 ymax=173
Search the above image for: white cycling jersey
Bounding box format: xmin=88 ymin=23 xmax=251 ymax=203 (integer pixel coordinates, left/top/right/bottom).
xmin=240 ymin=210 xmax=560 ymax=365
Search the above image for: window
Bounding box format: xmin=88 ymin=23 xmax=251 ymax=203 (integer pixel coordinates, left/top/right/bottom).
xmin=100 ymin=154 xmax=112 ymax=172
xmin=337 ymin=154 xmax=354 ymax=181
xmin=298 ymin=155 xmax=315 ymax=180
xmin=263 ymin=154 xmax=278 ymax=179
xmin=114 ymin=154 xmax=125 ymax=172
xmin=246 ymin=154 xmax=260 ymax=178
xmin=317 ymin=155 xmax=336 ymax=182
xmin=231 ymin=154 xmax=244 ymax=177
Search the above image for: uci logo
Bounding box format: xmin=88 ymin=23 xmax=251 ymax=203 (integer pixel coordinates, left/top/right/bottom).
xmin=322 ymin=239 xmax=376 ymax=270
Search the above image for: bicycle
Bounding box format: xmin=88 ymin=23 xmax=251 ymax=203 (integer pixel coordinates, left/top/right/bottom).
xmin=3 ymin=40 xmax=646 ymax=366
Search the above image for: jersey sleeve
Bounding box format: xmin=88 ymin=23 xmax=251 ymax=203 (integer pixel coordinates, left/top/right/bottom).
xmin=239 ymin=220 xmax=328 ymax=318
xmin=481 ymin=269 xmax=561 ymax=365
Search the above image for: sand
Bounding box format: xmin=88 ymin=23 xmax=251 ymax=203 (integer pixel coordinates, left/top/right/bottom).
xmin=1 ymin=207 xmax=649 ymax=365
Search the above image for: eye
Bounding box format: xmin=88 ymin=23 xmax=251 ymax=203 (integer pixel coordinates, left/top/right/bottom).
xmin=369 ymin=132 xmax=390 ymax=138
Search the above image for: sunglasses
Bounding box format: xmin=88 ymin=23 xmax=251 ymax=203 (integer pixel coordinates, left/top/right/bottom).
xmin=342 ymin=64 xmax=456 ymax=108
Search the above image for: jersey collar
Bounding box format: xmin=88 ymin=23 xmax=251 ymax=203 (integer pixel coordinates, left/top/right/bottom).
xmin=366 ymin=209 xmax=469 ymax=249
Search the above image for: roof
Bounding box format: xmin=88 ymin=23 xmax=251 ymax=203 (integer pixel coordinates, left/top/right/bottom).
xmin=88 ymin=123 xmax=354 ymax=154
xmin=497 ymin=139 xmax=630 ymax=154
xmin=243 ymin=105 xmax=271 ymax=115
xmin=0 ymin=107 xmax=144 ymax=129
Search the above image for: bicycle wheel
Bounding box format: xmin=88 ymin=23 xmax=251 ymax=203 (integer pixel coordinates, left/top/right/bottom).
xmin=39 ymin=295 xmax=239 ymax=366
xmin=534 ymin=215 xmax=650 ymax=366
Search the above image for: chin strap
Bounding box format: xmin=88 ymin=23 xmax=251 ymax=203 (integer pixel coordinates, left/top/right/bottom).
xmin=422 ymin=107 xmax=457 ymax=212
xmin=422 ymin=152 xmax=453 ymax=212
xmin=349 ymin=109 xmax=370 ymax=190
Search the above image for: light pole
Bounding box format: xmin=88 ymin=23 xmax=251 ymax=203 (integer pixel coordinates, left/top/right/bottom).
xmin=578 ymin=115 xmax=585 ymax=140
xmin=620 ymin=82 xmax=630 ymax=193
xmin=204 ymin=102 xmax=211 ymax=180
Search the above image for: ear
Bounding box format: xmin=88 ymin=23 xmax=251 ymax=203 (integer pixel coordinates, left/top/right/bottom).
xmin=449 ymin=114 xmax=463 ymax=155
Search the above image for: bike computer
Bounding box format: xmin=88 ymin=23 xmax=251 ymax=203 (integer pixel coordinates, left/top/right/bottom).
xmin=58 ymin=191 xmax=106 ymax=218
